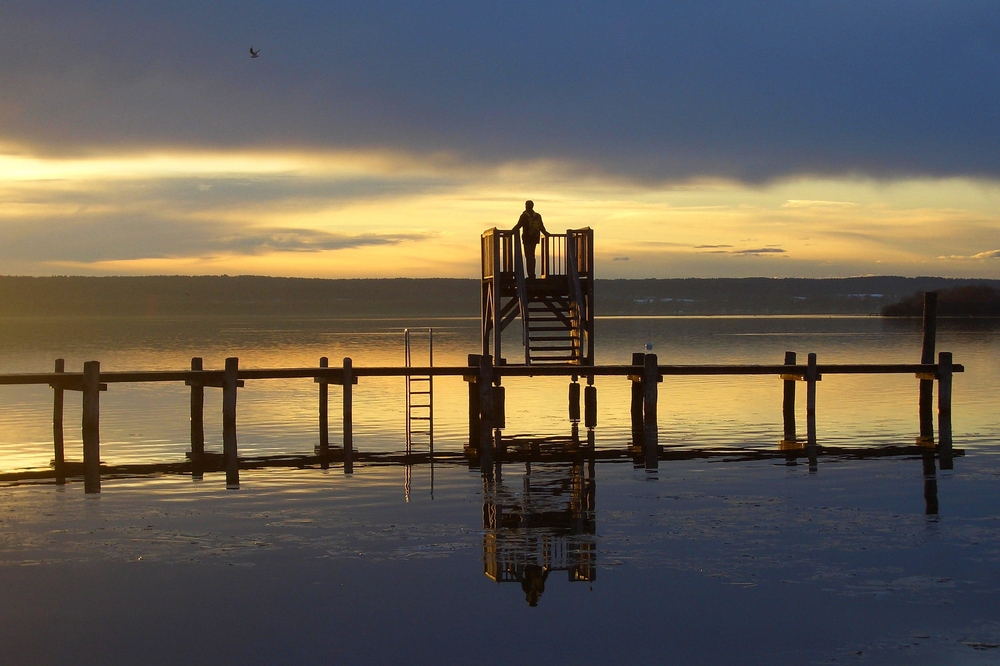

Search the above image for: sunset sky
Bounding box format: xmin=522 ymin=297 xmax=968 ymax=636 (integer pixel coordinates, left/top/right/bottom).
xmin=2 ymin=1 xmax=999 ymax=279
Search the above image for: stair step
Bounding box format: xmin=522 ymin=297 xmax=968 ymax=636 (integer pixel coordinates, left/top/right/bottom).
xmin=528 ymin=356 xmax=579 ymax=362
xmin=530 ymin=346 xmax=577 ymax=351
xmin=528 ymin=335 xmax=573 ymax=341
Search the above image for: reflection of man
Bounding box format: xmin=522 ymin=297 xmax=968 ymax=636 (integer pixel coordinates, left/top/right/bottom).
xmin=513 ymin=200 xmax=549 ymax=279
xmin=520 ymin=564 xmax=550 ymax=607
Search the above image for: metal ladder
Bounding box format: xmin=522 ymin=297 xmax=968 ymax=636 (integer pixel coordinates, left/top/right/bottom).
xmin=404 ymin=328 xmax=434 ymax=456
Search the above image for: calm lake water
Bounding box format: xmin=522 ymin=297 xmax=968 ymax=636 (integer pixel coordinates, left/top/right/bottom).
xmin=1 ymin=315 xmax=998 ymax=664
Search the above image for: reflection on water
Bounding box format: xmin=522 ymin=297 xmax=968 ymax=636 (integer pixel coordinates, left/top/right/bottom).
xmin=483 ymin=451 xmax=597 ymax=606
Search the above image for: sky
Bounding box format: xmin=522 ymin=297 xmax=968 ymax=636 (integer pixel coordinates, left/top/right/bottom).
xmin=1 ymin=1 xmax=999 ymax=279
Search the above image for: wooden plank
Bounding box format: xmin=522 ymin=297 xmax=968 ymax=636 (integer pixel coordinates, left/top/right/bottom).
xmin=82 ymin=361 xmax=101 ymax=494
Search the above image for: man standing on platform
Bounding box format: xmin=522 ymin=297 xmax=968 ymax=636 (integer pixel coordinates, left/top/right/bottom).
xmin=513 ymin=200 xmax=549 ymax=279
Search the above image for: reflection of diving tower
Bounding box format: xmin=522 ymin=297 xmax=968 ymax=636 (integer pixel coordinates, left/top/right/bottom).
xmin=481 ymin=228 xmax=595 ymax=365
xmin=483 ymin=461 xmax=597 ymax=606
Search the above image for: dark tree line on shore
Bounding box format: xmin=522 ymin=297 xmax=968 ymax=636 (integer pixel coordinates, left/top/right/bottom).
xmin=882 ymin=286 xmax=1000 ymax=317
xmin=1 ymin=275 xmax=999 ymax=318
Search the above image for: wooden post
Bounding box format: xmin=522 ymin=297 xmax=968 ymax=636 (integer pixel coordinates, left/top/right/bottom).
xmin=584 ymin=381 xmax=597 ymax=429
xmin=782 ymin=351 xmax=796 ymax=443
xmin=52 ymin=358 xmax=65 ymax=485
xmin=318 ymin=357 xmax=329 ymax=456
xmin=568 ymin=380 xmax=581 ymax=422
xmin=630 ymin=352 xmax=644 ymax=447
xmin=479 ymin=354 xmax=494 ymax=469
xmin=493 ymin=385 xmax=506 ymax=430
xmin=190 ymin=357 xmax=205 ymax=479
xmin=805 ymin=353 xmax=818 ymax=470
xmin=643 ymin=353 xmax=658 ymax=469
xmin=82 ymin=360 xmax=101 ymax=494
xmin=343 ymin=357 xmax=353 ymax=474
xmin=919 ymin=292 xmax=937 ymax=441
xmin=938 ymin=351 xmax=953 ymax=470
xmin=468 ymin=354 xmax=481 ymax=450
xmin=223 ymin=357 xmax=240 ymax=488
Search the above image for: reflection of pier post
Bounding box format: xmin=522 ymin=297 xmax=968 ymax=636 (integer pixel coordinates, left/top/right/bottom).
xmin=643 ymin=353 xmax=659 ymax=469
xmin=922 ymin=450 xmax=939 ymax=515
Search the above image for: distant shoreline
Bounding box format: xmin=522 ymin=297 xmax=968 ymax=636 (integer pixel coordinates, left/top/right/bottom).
xmin=2 ymin=275 xmax=999 ymax=318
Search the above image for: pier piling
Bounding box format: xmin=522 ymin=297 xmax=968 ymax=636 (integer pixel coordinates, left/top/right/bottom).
xmin=52 ymin=358 xmax=65 ymax=485
xmin=919 ymin=292 xmax=937 ymax=442
xmin=82 ymin=360 xmax=101 ymax=494
xmin=478 ymin=355 xmax=494 ymax=469
xmin=467 ymin=354 xmax=481 ymax=451
xmin=782 ymin=351 xmax=796 ymax=444
xmin=630 ymin=352 xmax=644 ymax=447
xmin=642 ymin=353 xmax=659 ymax=469
xmin=806 ymin=353 xmax=819 ymax=470
xmin=223 ymin=357 xmax=240 ymax=488
xmin=343 ymin=357 xmax=354 ymax=474
xmin=569 ymin=380 xmax=581 ymax=422
xmin=938 ymin=351 xmax=954 ymax=470
xmin=318 ymin=357 xmax=329 ymax=456
xmin=189 ymin=357 xmax=205 ymax=478
xmin=584 ymin=381 xmax=597 ymax=429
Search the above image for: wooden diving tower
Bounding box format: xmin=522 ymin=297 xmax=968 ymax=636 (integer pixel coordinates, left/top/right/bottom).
xmin=481 ymin=227 xmax=594 ymax=365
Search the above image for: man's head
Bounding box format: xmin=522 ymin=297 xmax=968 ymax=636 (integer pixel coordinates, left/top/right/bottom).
xmin=525 ymin=200 xmax=534 ymax=211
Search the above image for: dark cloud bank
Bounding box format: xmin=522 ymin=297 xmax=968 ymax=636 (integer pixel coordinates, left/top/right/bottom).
xmin=2 ymin=1 xmax=999 ymax=183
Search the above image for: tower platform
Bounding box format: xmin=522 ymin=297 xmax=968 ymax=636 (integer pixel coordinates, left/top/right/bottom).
xmin=481 ymin=227 xmax=594 ymax=365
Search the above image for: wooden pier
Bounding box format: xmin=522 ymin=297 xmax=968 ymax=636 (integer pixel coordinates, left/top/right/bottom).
xmin=0 ymin=290 xmax=963 ymax=491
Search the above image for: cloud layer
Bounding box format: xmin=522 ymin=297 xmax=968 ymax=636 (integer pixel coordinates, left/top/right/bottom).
xmin=3 ymin=2 xmax=999 ymax=183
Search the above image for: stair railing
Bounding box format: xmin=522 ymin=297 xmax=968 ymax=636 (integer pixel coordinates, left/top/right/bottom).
xmin=566 ymin=232 xmax=586 ymax=363
xmin=512 ymin=232 xmax=530 ymax=362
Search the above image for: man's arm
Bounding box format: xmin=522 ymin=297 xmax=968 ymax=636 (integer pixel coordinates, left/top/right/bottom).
xmin=513 ymin=212 xmax=526 ymax=233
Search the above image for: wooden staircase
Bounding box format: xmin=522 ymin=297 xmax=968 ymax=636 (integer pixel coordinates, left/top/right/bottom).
xmin=524 ymin=289 xmax=581 ymax=364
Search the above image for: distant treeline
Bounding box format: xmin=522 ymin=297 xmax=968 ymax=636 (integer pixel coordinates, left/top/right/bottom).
xmin=2 ymin=275 xmax=1000 ymax=317
xmin=881 ymin=285 xmax=1000 ymax=317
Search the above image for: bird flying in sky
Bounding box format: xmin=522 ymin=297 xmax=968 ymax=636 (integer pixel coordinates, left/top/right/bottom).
xmin=250 ymin=47 xmax=260 ymax=58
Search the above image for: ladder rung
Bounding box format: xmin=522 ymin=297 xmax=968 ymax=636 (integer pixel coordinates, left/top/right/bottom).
xmin=409 ymin=416 xmax=432 ymax=420
xmin=409 ymin=390 xmax=432 ymax=395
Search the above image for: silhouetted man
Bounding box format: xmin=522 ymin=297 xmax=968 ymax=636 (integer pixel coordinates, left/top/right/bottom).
xmin=513 ymin=200 xmax=549 ymax=279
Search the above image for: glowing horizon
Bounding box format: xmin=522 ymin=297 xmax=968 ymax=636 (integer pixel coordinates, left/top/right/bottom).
xmin=1 ymin=147 xmax=999 ymax=280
